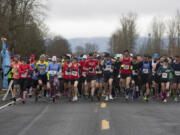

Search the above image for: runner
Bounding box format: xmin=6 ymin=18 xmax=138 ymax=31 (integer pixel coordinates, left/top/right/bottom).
xmin=120 ymin=50 xmax=132 ymax=100
xmin=19 ymin=57 xmax=33 ymax=103
xmin=157 ymin=59 xmax=174 ymax=103
xmin=11 ymin=55 xmax=21 ymax=102
xmin=131 ymin=56 xmax=140 ymax=101
xmin=79 ymin=55 xmax=88 ymax=99
xmin=62 ymin=55 xmax=73 ymax=101
xmin=96 ymin=56 xmax=104 ymax=101
xmin=46 ymin=56 xmax=60 ymax=103
xmin=35 ymin=55 xmax=48 ymax=101
xmin=102 ymin=53 xmax=114 ymax=101
xmin=71 ymin=57 xmax=81 ymax=101
xmin=139 ymin=55 xmax=152 ymax=102
xmin=84 ymin=53 xmax=99 ymax=101
xmin=172 ymin=56 xmax=180 ymax=102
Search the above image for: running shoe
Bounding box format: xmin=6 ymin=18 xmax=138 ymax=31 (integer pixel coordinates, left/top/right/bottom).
xmin=109 ymin=95 xmax=113 ymax=100
xmin=163 ymin=99 xmax=167 ymax=103
xmin=125 ymin=95 xmax=129 ymax=100
xmin=174 ymin=97 xmax=178 ymax=102
xmin=105 ymin=96 xmax=109 ymax=101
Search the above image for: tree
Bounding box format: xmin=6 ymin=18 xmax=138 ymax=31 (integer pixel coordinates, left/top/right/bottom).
xmin=84 ymin=43 xmax=99 ymax=54
xmin=46 ymin=36 xmax=71 ymax=57
xmin=75 ymin=46 xmax=85 ymax=56
xmin=0 ymin=0 xmax=47 ymax=56
xmin=150 ymin=17 xmax=165 ymax=55
xmin=110 ymin=13 xmax=138 ymax=54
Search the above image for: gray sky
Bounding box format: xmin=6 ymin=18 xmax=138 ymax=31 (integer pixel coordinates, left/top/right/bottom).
xmin=45 ymin=0 xmax=180 ymax=39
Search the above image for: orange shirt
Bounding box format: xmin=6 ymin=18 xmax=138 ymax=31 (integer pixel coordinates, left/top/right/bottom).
xmin=11 ymin=61 xmax=21 ymax=79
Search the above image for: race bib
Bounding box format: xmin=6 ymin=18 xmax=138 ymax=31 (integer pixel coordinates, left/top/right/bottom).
xmin=175 ymin=71 xmax=180 ymax=76
xmin=58 ymin=72 xmax=62 ymax=78
xmin=143 ymin=69 xmax=149 ymax=74
xmin=82 ymin=72 xmax=86 ymax=77
xmin=124 ymin=65 xmax=129 ymax=70
xmin=48 ymin=71 xmax=57 ymax=75
xmin=21 ymin=72 xmax=27 ymax=77
xmin=65 ymin=71 xmax=71 ymax=75
xmin=72 ymin=71 xmax=78 ymax=76
xmin=14 ymin=70 xmax=19 ymax=75
xmin=97 ymin=70 xmax=102 ymax=74
xmin=162 ymin=73 xmax=168 ymax=79
xmin=132 ymin=70 xmax=138 ymax=75
xmin=105 ymin=65 xmax=111 ymax=71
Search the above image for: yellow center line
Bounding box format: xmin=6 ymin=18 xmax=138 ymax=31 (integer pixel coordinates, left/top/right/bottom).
xmin=101 ymin=120 xmax=110 ymax=130
xmin=101 ymin=102 xmax=107 ymax=108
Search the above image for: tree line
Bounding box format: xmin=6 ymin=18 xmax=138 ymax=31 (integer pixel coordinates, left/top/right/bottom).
xmin=0 ymin=0 xmax=71 ymax=57
xmin=110 ymin=11 xmax=180 ymax=56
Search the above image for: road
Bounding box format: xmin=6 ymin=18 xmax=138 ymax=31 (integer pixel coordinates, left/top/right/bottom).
xmin=0 ymin=98 xmax=180 ymax=135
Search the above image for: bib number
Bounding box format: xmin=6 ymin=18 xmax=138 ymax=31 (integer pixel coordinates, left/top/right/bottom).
xmin=175 ymin=71 xmax=180 ymax=76
xmin=72 ymin=71 xmax=78 ymax=76
xmin=21 ymin=72 xmax=27 ymax=77
xmin=124 ymin=65 xmax=129 ymax=70
xmin=143 ymin=69 xmax=149 ymax=74
xmin=105 ymin=65 xmax=111 ymax=71
xmin=162 ymin=73 xmax=168 ymax=79
xmin=65 ymin=71 xmax=71 ymax=75
xmin=82 ymin=72 xmax=86 ymax=77
xmin=132 ymin=70 xmax=138 ymax=75
xmin=48 ymin=71 xmax=57 ymax=75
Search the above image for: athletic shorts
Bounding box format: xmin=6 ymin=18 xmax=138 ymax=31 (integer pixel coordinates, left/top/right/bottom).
xmin=172 ymin=76 xmax=180 ymax=84
xmin=141 ymin=74 xmax=151 ymax=85
xmin=20 ymin=79 xmax=29 ymax=91
xmin=96 ymin=75 xmax=104 ymax=83
xmin=79 ymin=77 xmax=86 ymax=83
xmin=104 ymin=73 xmax=113 ymax=82
xmin=121 ymin=73 xmax=131 ymax=79
xmin=87 ymin=75 xmax=97 ymax=83
xmin=13 ymin=79 xmax=20 ymax=85
xmin=131 ymin=76 xmax=139 ymax=85
xmin=38 ymin=75 xmax=47 ymax=85
xmin=64 ymin=79 xmax=74 ymax=84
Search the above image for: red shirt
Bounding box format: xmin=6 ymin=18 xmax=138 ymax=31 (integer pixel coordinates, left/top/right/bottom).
xmin=19 ymin=64 xmax=33 ymax=79
xmin=85 ymin=59 xmax=98 ymax=76
xmin=79 ymin=60 xmax=86 ymax=77
xmin=120 ymin=56 xmax=132 ymax=74
xmin=71 ymin=63 xmax=80 ymax=80
xmin=63 ymin=62 xmax=72 ymax=79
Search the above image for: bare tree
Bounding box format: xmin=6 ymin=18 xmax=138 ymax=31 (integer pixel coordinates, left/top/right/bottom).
xmin=75 ymin=46 xmax=85 ymax=56
xmin=84 ymin=43 xmax=99 ymax=54
xmin=110 ymin=13 xmax=138 ymax=54
xmin=167 ymin=17 xmax=177 ymax=56
xmin=47 ymin=36 xmax=71 ymax=57
xmin=150 ymin=17 xmax=165 ymax=55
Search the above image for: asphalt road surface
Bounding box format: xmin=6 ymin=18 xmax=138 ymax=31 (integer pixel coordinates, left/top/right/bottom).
xmin=0 ymin=98 xmax=180 ymax=135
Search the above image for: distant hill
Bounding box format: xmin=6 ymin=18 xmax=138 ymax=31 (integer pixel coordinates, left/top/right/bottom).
xmin=68 ymin=37 xmax=110 ymax=53
xmin=68 ymin=37 xmax=169 ymax=53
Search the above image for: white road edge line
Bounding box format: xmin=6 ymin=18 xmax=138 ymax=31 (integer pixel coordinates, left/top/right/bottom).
xmin=0 ymin=98 xmax=21 ymax=110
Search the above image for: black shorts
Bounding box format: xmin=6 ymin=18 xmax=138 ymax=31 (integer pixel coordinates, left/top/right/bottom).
xmin=13 ymin=79 xmax=20 ymax=85
xmin=79 ymin=77 xmax=86 ymax=83
xmin=121 ymin=73 xmax=131 ymax=79
xmin=172 ymin=76 xmax=180 ymax=84
xmin=64 ymin=79 xmax=74 ymax=84
xmin=87 ymin=75 xmax=97 ymax=83
xmin=38 ymin=75 xmax=47 ymax=85
xmin=20 ymin=79 xmax=29 ymax=91
xmin=104 ymin=73 xmax=113 ymax=82
xmin=141 ymin=74 xmax=151 ymax=85
xmin=131 ymin=76 xmax=139 ymax=85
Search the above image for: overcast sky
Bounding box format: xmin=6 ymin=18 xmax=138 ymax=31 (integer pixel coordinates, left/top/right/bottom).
xmin=45 ymin=0 xmax=180 ymax=39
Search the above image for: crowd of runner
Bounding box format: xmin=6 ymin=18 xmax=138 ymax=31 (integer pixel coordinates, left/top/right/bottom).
xmin=2 ymin=40 xmax=180 ymax=104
